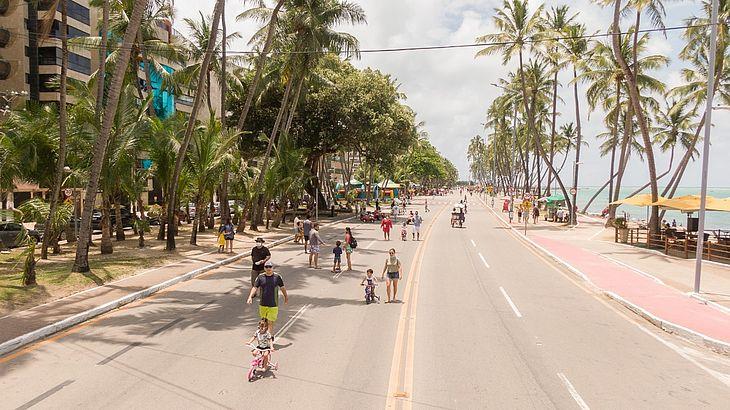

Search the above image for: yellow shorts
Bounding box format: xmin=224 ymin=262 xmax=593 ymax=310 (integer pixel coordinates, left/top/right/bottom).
xmin=259 ymin=305 xmax=279 ymax=322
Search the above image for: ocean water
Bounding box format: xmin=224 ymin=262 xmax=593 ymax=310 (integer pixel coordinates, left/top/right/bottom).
xmin=575 ymin=186 xmax=730 ymax=230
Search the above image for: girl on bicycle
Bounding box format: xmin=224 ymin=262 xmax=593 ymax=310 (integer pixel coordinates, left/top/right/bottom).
xmin=247 ymin=318 xmax=274 ymax=369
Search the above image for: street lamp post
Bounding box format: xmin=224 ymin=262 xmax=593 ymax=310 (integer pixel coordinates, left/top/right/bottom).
xmin=694 ymin=0 xmax=720 ymax=294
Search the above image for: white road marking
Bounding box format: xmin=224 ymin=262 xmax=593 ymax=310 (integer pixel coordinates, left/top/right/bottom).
xmin=557 ymin=372 xmax=590 ymax=410
xmin=596 ymin=254 xmax=665 ymax=285
xmin=275 ymin=304 xmax=311 ymax=339
xmin=634 ymin=323 xmax=730 ymax=387
xmin=588 ymin=228 xmax=606 ymax=241
xmin=470 ymin=239 xmax=476 ymax=247
xmin=499 ymin=286 xmax=522 ymax=318
xmin=478 ymin=252 xmax=490 ymax=268
xmin=365 ymin=240 xmax=376 ymax=249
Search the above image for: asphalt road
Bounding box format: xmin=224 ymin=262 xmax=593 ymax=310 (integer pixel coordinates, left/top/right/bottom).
xmin=1 ymin=194 xmax=729 ymax=409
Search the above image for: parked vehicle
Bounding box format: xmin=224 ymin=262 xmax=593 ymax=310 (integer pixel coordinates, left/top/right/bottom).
xmin=0 ymin=222 xmax=41 ymax=247
xmin=91 ymin=206 xmax=133 ymax=231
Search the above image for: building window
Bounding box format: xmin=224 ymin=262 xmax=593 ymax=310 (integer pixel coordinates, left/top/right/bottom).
xmin=37 ymin=47 xmax=91 ymax=75
xmin=32 ymin=20 xmax=89 ymax=39
xmin=66 ymin=1 xmax=90 ymax=25
xmin=68 ymin=52 xmax=90 ymax=74
xmin=38 ymin=0 xmax=90 ymax=25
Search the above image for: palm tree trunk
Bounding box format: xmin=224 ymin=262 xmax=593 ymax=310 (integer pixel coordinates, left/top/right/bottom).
xmin=101 ymin=195 xmax=113 ymax=254
xmin=207 ymin=197 xmax=215 ymax=229
xmin=166 ymin=0 xmax=224 ymax=251
xmin=284 ymin=75 xmax=305 ymax=135
xmin=73 ymin=0 xmax=149 ymax=272
xmin=583 ymin=172 xmax=619 ymax=214
xmin=629 ymin=145 xmax=675 ymax=197
xmin=206 ymin=70 xmax=213 ymax=115
xmin=219 ymin=3 xmax=230 ymax=220
xmin=570 ymin=67 xmax=583 ymax=225
xmin=610 ymin=108 xmax=633 ymax=223
xmin=612 ymin=0 xmax=659 ymax=234
xmin=250 ymin=75 xmax=294 ymax=230
xmin=41 ymin=0 xmax=69 ymax=260
xmin=236 ymin=0 xmax=286 ymax=131
xmin=608 ymin=80 xmax=621 ymax=206
xmin=547 ymin=62 xmax=559 ymax=196
xmin=95 ymin=0 xmax=109 ymax=115
xmin=114 ymin=193 xmax=125 ymax=240
xmin=190 ymin=195 xmax=202 ymax=245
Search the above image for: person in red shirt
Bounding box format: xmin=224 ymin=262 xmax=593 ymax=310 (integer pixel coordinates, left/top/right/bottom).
xmin=380 ymin=216 xmax=393 ymax=240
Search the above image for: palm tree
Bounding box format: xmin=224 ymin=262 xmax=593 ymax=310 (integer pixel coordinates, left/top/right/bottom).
xmin=610 ymin=0 xmax=661 ymax=233
xmin=166 ymin=0 xmax=224 ymax=251
xmin=94 ymin=0 xmax=110 ymax=115
xmin=146 ymin=114 xmax=183 ymax=240
xmin=187 ymin=115 xmax=236 ymax=245
xmin=73 ymin=0 xmax=150 ymax=273
xmin=177 ymin=11 xmax=242 ymax=115
xmin=541 ymin=5 xmax=576 ymax=195
xmin=477 ymin=0 xmax=544 ymax=191
xmin=38 ymin=0 xmax=69 ymax=259
xmin=235 ymin=0 xmax=287 ymax=131
xmin=580 ymin=33 xmax=667 ymax=222
xmin=661 ymin=0 xmax=730 ymax=200
xmin=562 ymin=23 xmax=589 ymax=224
xmin=624 ymin=99 xmax=697 ymax=197
xmin=245 ymin=0 xmax=365 ymax=230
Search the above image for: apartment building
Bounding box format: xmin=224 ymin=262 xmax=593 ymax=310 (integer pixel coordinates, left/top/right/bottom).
xmin=0 ymin=0 xmax=221 ymax=117
xmin=0 ymin=0 xmax=96 ymax=104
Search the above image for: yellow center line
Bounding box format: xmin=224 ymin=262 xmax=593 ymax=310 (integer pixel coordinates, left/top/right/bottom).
xmin=385 ymin=202 xmax=447 ymax=409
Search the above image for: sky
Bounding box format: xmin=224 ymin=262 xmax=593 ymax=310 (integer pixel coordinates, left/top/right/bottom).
xmin=173 ymin=0 xmax=729 ymax=188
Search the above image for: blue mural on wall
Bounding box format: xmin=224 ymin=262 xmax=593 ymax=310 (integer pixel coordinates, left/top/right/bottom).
xmin=141 ymin=63 xmax=176 ymax=119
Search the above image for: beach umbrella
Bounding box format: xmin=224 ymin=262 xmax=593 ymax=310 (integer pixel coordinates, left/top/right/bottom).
xmin=610 ymin=193 xmax=664 ymax=206
xmin=651 ymin=195 xmax=728 ymax=212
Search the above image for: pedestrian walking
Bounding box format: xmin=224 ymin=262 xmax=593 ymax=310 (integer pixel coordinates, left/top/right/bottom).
xmin=302 ymin=214 xmax=312 ymax=253
xmin=380 ymin=215 xmax=393 ymax=240
xmin=293 ymin=215 xmax=301 ymax=243
xmin=381 ymin=248 xmax=403 ymax=303
xmin=344 ymin=227 xmax=355 ymax=271
xmin=247 ymin=261 xmax=288 ymax=334
xmin=412 ymin=211 xmax=423 ymax=240
xmin=532 ymin=205 xmax=540 ymax=224
xmin=424 ymin=198 xmax=429 ymax=212
xmin=219 ymin=217 xmax=236 ymax=253
xmin=250 ymin=238 xmax=271 ymax=297
xmin=308 ymin=223 xmax=326 ymax=268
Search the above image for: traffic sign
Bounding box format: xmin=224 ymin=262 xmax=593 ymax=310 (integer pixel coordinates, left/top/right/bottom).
xmin=64 ymin=188 xmax=72 ymax=197
xmin=569 ymin=188 xmax=577 ymax=195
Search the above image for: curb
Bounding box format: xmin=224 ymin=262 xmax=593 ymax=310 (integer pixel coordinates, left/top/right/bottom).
xmin=0 ymin=215 xmax=356 ymax=357
xmin=480 ymin=196 xmax=730 ymax=356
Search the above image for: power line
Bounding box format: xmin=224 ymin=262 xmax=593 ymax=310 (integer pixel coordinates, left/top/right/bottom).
xmin=5 ymin=21 xmax=719 ymax=56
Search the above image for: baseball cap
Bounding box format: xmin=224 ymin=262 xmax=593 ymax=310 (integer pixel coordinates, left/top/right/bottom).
xmin=264 ymin=261 xmax=274 ymax=268
xmin=255 ymin=237 xmax=265 ymax=243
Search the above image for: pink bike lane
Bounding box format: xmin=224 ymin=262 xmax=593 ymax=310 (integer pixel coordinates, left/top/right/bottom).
xmin=530 ymin=233 xmax=730 ymax=348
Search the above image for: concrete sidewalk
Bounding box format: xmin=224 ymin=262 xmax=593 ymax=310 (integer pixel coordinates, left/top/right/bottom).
xmin=0 ymin=212 xmax=353 ymax=349
xmin=484 ymin=197 xmax=730 ymax=353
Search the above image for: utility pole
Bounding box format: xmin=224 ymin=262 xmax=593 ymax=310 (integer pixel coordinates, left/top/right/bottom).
xmin=694 ymin=0 xmax=720 ymax=294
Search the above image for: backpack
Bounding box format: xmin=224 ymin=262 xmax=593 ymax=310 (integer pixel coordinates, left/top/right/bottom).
xmin=349 ymin=236 xmax=358 ymax=249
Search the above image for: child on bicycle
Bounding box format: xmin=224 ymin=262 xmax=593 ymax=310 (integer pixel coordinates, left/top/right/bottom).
xmin=360 ymin=269 xmax=379 ymax=301
xmin=332 ymin=241 xmax=343 ymax=273
xmin=247 ymin=318 xmax=274 ymax=369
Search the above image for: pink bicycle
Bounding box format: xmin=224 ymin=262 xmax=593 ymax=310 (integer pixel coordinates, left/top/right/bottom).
xmin=247 ymin=344 xmax=278 ymax=382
